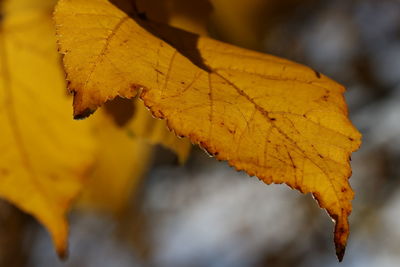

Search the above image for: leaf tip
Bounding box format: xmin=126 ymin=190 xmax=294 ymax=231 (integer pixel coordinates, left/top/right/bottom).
xmin=333 ymin=216 xmax=349 ymax=262
xmin=57 ymin=247 xmax=69 ymax=261
xmin=74 ymin=108 xmax=96 ymax=120
xmin=335 ymin=242 xmax=346 ymax=262
xmin=51 ymin=222 xmax=69 ymax=261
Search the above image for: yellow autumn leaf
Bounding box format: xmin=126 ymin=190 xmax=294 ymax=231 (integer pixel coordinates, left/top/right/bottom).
xmin=0 ymin=0 xmax=95 ymax=256
xmin=78 ymin=108 xmax=154 ymax=213
xmin=54 ymin=0 xmax=361 ymax=261
xmin=0 ymin=0 xmax=190 ymax=256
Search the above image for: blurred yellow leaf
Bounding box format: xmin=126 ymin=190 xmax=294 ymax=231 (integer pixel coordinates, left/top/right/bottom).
xmin=78 ymin=98 xmax=191 ymax=214
xmin=0 ymin=0 xmax=192 ymax=256
xmin=210 ymin=0 xmax=267 ymax=49
xmin=78 ymin=108 xmax=154 ymax=214
xmin=102 ymin=96 xmax=191 ymax=163
xmin=0 ymin=0 xmax=95 ymax=256
xmin=55 ymin=0 xmax=361 ymax=260
xmin=136 ymin=0 xmax=212 ymax=35
xmin=209 ymin=0 xmax=310 ymax=50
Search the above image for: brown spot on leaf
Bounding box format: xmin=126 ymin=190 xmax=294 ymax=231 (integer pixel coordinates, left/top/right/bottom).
xmin=130 ymin=83 xmax=145 ymax=93
xmin=228 ymin=129 xmax=236 ymax=134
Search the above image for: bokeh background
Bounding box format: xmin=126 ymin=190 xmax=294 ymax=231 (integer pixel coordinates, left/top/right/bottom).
xmin=1 ymin=0 xmax=400 ymax=266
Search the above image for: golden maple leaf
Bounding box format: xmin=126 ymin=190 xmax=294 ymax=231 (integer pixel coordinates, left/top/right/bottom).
xmin=54 ymin=0 xmax=361 ymax=261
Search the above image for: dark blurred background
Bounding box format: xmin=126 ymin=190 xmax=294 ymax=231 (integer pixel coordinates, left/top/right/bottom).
xmin=1 ymin=0 xmax=400 ymax=266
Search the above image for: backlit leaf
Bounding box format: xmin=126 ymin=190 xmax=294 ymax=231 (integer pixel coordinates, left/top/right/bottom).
xmin=54 ymin=0 xmax=361 ymax=260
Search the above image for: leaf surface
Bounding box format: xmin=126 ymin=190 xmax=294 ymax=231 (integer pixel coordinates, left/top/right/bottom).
xmin=0 ymin=0 xmax=95 ymax=256
xmin=54 ymin=0 xmax=362 ymax=260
